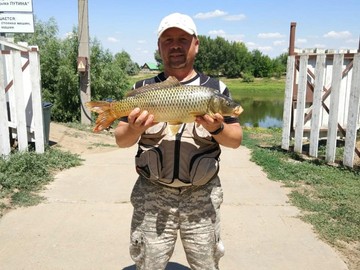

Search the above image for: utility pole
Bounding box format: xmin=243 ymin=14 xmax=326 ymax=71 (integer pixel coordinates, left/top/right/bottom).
xmin=78 ymin=0 xmax=91 ymax=125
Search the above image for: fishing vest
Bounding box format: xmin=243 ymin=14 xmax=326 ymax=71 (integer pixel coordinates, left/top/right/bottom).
xmin=135 ymin=122 xmax=221 ymax=187
xmin=134 ymin=72 xmax=226 ymax=187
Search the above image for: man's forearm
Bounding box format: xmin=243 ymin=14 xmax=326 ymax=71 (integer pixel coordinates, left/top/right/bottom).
xmin=114 ymin=122 xmax=142 ymax=148
xmin=212 ymin=123 xmax=242 ymax=149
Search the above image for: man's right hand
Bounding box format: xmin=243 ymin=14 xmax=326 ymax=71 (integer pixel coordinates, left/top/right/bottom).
xmin=114 ymin=108 xmax=155 ymax=148
xmin=127 ymin=108 xmax=155 ymax=132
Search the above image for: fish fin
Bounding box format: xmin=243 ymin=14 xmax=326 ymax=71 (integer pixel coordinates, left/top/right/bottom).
xmin=125 ymin=76 xmax=181 ymax=97
xmin=165 ymin=76 xmax=181 ymax=84
xmin=167 ymin=122 xmax=183 ymax=136
xmin=189 ymin=111 xmax=206 ymax=118
xmin=189 ymin=111 xmax=219 ymax=121
xmin=86 ymin=101 xmax=118 ymax=132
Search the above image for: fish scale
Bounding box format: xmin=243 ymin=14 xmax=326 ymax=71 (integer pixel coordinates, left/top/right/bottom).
xmin=86 ymin=76 xmax=243 ymax=132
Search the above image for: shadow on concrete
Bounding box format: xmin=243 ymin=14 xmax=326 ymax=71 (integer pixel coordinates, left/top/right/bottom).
xmin=123 ymin=262 xmax=190 ymax=270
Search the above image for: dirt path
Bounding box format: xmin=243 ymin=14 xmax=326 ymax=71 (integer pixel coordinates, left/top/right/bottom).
xmin=49 ymin=122 xmax=118 ymax=155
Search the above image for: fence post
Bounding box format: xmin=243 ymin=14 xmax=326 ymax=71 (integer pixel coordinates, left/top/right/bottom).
xmin=294 ymin=55 xmax=309 ymax=153
xmin=29 ymin=49 xmax=45 ymax=153
xmin=12 ymin=51 xmax=28 ymax=152
xmin=326 ymin=54 xmax=344 ymax=163
xmin=0 ymin=52 xmax=11 ymax=157
xmin=309 ymin=54 xmax=326 ymax=157
xmin=281 ymin=55 xmax=296 ymax=150
xmin=343 ymin=53 xmax=360 ymax=167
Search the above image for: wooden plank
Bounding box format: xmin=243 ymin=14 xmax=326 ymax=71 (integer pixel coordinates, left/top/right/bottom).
xmin=343 ymin=53 xmax=360 ymax=167
xmin=29 ymin=51 xmax=45 ymax=153
xmin=0 ymin=53 xmax=11 ymax=157
xmin=294 ymin=55 xmax=308 ymax=153
xmin=281 ymin=55 xmax=295 ymax=150
xmin=309 ymin=54 xmax=326 ymax=157
xmin=12 ymin=50 xmax=28 ymax=152
xmin=326 ymin=54 xmax=344 ymax=163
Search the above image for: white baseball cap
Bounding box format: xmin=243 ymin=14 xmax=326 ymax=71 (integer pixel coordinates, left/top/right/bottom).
xmin=157 ymin=13 xmax=198 ymax=38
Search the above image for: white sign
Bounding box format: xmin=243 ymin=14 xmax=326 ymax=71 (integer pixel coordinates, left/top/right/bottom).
xmin=0 ymin=13 xmax=34 ymax=33
xmin=0 ymin=0 xmax=33 ymax=12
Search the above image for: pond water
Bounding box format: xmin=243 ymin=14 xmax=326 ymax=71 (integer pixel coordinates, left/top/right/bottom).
xmin=236 ymin=96 xmax=284 ymax=128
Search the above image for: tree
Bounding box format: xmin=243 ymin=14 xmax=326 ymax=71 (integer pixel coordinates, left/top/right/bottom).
xmin=223 ymin=41 xmax=250 ymax=78
xmin=14 ymin=17 xmax=133 ymax=122
xmin=195 ymin=35 xmax=287 ymax=79
xmin=272 ymin=53 xmax=288 ymax=78
xmin=52 ymin=28 xmax=80 ymax=122
xmin=154 ymin=50 xmax=163 ymax=71
xmin=90 ymin=39 xmax=129 ymax=101
xmin=250 ymin=50 xmax=272 ymax=78
xmin=15 ymin=17 xmax=61 ymax=103
xmin=195 ymin=36 xmax=253 ymax=78
xmin=114 ymin=51 xmax=140 ymax=76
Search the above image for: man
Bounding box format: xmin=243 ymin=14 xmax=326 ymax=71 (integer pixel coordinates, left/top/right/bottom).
xmin=115 ymin=13 xmax=242 ymax=270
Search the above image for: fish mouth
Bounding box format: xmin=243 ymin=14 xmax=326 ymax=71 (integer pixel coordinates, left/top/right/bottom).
xmin=232 ymin=106 xmax=244 ymax=116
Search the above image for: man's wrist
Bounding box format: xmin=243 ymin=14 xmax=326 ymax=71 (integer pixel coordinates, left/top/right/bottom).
xmin=209 ymin=122 xmax=224 ymax=135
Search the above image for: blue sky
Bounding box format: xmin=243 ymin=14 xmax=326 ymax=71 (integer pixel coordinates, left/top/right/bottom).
xmin=31 ymin=0 xmax=359 ymax=65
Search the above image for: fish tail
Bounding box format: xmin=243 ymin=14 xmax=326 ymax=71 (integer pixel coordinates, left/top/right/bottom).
xmin=86 ymin=101 xmax=119 ymax=132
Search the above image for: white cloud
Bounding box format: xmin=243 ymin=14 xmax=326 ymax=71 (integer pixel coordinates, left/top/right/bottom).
xmin=224 ymin=14 xmax=246 ymax=21
xmin=136 ymin=47 xmax=149 ymax=54
xmin=208 ymin=29 xmax=226 ymax=36
xmin=208 ymin=30 xmax=244 ymax=42
xmin=244 ymin=42 xmax=274 ymax=53
xmin=227 ymin=34 xmax=245 ymax=42
xmin=246 ymin=42 xmax=257 ymax=48
xmin=137 ymin=40 xmax=147 ymax=44
xmin=346 ymin=38 xmax=358 ymax=44
xmin=194 ymin=9 xmax=227 ymax=19
xmin=313 ymin=43 xmax=326 ymax=48
xmin=258 ymin=32 xmax=285 ymax=39
xmin=273 ymin=40 xmax=286 ymax=46
xmin=323 ymin=31 xmax=352 ymax=39
xmin=297 ymin=38 xmax=307 ymax=44
xmin=107 ymin=37 xmax=118 ymax=43
xmin=258 ymin=46 xmax=273 ymax=52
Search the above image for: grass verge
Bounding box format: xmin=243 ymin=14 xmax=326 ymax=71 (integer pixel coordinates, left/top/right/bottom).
xmin=242 ymin=127 xmax=360 ymax=269
xmin=0 ymin=147 xmax=82 ymax=217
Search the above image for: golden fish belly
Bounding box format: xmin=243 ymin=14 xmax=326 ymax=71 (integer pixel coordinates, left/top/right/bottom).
xmin=114 ymin=87 xmax=213 ymax=123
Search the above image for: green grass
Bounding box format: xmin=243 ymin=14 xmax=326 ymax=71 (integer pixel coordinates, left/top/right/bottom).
xmin=222 ymin=77 xmax=285 ymax=100
xmin=0 ymin=147 xmax=82 ymax=216
xmin=242 ymin=127 xmax=360 ymax=267
xmin=129 ymin=74 xmax=286 ymax=100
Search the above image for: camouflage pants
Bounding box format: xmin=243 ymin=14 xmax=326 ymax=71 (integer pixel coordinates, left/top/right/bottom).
xmin=129 ymin=176 xmax=224 ymax=270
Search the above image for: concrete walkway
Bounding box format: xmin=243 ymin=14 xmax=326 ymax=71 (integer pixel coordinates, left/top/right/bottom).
xmin=0 ymin=145 xmax=349 ymax=270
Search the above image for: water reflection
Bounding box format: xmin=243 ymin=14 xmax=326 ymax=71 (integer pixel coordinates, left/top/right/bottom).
xmin=236 ymin=97 xmax=284 ymax=128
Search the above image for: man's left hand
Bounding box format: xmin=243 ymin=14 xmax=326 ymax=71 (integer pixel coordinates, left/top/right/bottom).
xmin=195 ymin=113 xmax=224 ymax=134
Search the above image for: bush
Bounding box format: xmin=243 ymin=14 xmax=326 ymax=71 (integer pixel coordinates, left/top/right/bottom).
xmin=242 ymin=73 xmax=254 ymax=83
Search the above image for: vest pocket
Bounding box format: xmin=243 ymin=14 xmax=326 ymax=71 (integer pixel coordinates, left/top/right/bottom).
xmin=135 ymin=147 xmax=163 ymax=182
xmin=189 ymin=147 xmax=221 ymax=186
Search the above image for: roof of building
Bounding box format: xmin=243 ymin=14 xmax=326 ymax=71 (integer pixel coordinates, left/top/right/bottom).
xmin=142 ymin=62 xmax=159 ymax=70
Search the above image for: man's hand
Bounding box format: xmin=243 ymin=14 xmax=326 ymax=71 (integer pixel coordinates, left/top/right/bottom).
xmin=115 ymin=108 xmax=155 ymax=148
xmin=128 ymin=108 xmax=156 ymax=133
xmin=195 ymin=113 xmax=242 ymax=148
xmin=195 ymin=113 xmax=224 ymax=134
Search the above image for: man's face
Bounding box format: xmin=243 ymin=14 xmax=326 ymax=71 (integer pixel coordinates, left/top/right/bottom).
xmin=158 ymin=28 xmax=199 ymax=69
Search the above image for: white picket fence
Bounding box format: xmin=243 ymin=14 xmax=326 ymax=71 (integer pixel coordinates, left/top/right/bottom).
xmin=0 ymin=45 xmax=45 ymax=157
xmin=281 ymin=51 xmax=360 ymax=168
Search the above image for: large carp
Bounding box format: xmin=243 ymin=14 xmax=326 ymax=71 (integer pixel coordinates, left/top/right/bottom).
xmin=86 ymin=76 xmax=243 ymax=133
